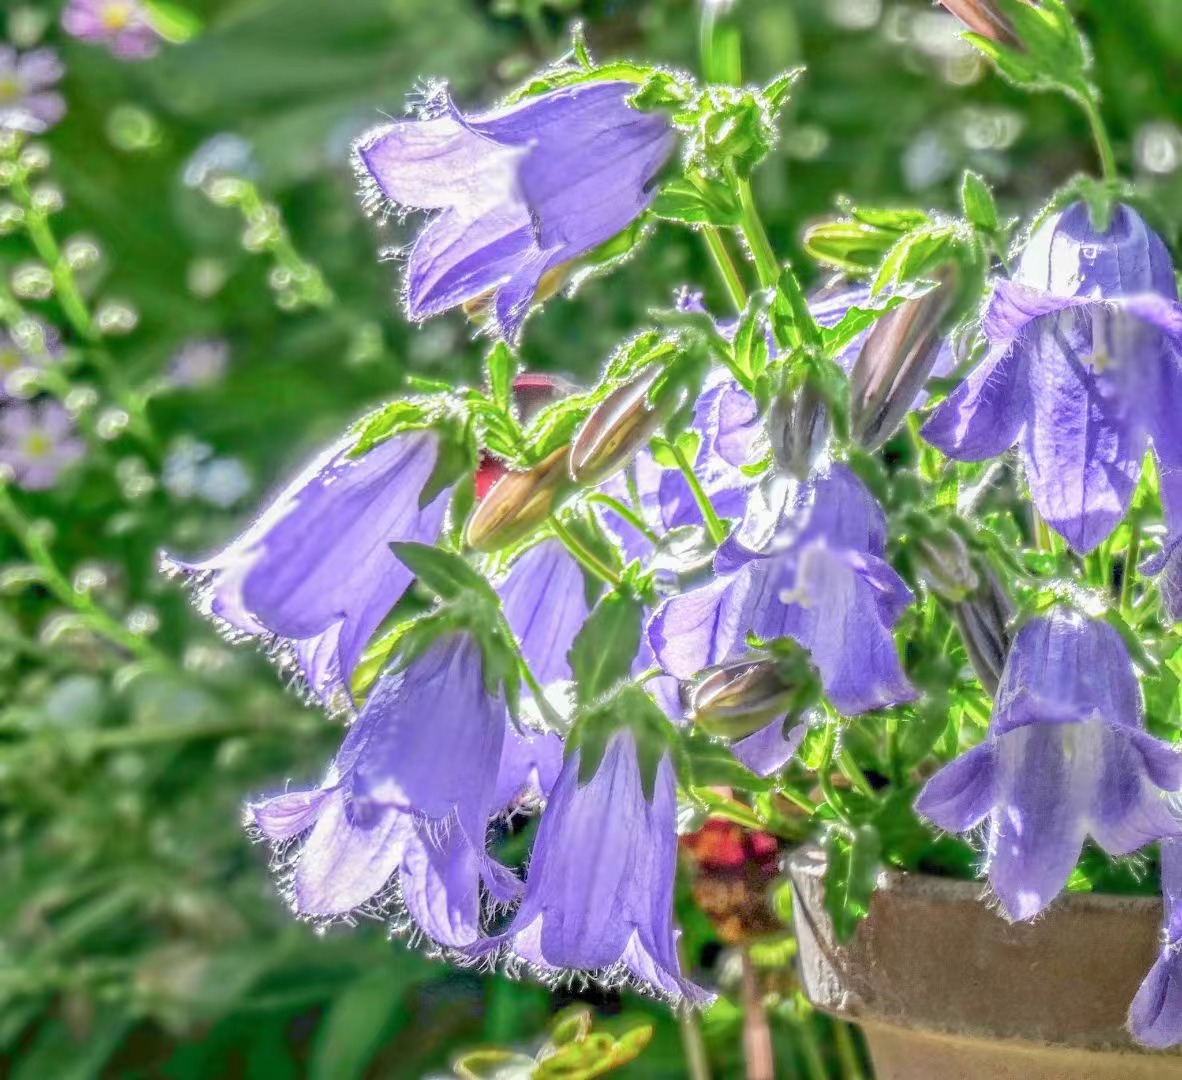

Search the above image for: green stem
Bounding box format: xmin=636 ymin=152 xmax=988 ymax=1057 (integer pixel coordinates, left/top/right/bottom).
xmin=780 ymin=785 xmax=818 ymax=816
xmin=817 ymin=723 xmax=852 ymax=826
xmin=735 ymin=176 xmax=780 ymax=290
xmin=586 ymin=492 xmax=660 ymax=545
xmin=795 ymin=1003 xmax=830 ymax=1080
xmin=670 ymin=444 xmax=727 ymax=546
xmin=1121 ymin=521 xmax=1141 ymax=615
xmin=837 ymin=746 xmax=875 ymax=801
xmin=702 ymin=226 xmax=747 ymax=313
xmin=1075 ymin=87 xmax=1118 ymax=182
xmin=549 ymin=515 xmax=621 ymax=588
xmin=677 ymin=941 xmax=713 ymax=1080
xmin=0 ymin=484 xmax=161 ymax=661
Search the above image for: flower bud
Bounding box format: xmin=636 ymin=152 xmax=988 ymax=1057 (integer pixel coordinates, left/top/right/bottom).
xmin=768 ymin=380 xmax=827 ymax=481
xmin=569 ymin=368 xmax=665 ymax=487
xmin=849 ymin=280 xmax=953 ymax=451
xmin=464 ymin=445 xmax=571 ymax=553
xmin=939 ymin=0 xmax=1025 ymax=49
xmin=690 ymin=659 xmax=802 ymax=740
xmin=914 ymin=528 xmax=978 ymax=602
xmin=951 ymin=568 xmax=1013 ymax=694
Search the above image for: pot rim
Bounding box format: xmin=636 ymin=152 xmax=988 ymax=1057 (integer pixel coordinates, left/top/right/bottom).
xmin=786 ymin=842 xmax=1163 ymax=919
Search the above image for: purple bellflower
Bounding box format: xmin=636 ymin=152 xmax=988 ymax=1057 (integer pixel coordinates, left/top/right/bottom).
xmin=916 ymin=609 xmax=1182 ymax=922
xmin=648 ymin=464 xmax=916 ymax=717
xmin=0 ymin=400 xmax=84 ymax=491
xmin=62 ymin=0 xmax=162 ymax=60
xmin=248 ymin=634 xmax=523 ymax=951
xmin=165 ymin=430 xmax=449 ymax=709
xmin=1129 ymin=839 xmax=1182 ymax=1048
xmin=0 ymin=47 xmax=65 ymax=133
xmin=922 ymin=202 xmax=1182 ymax=553
xmin=489 ymin=728 xmax=711 ymax=1004
xmin=357 ymin=81 xmax=675 ymax=342
xmin=1143 ymin=465 xmax=1182 ymax=624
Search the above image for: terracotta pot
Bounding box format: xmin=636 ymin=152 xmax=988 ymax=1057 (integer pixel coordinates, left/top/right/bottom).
xmin=787 ymin=845 xmax=1182 ymax=1080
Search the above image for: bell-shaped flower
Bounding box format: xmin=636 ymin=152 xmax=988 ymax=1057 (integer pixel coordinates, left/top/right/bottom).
xmin=916 ymin=609 xmax=1182 ymax=922
xmin=1129 ymin=839 xmax=1182 ymax=1047
xmin=489 ymin=728 xmax=711 ymax=1004
xmin=1143 ymin=465 xmax=1182 ymax=624
xmin=357 ymin=82 xmax=675 ymax=342
xmin=496 ymin=537 xmax=589 ymax=686
xmin=922 ymin=202 xmax=1182 ymax=553
xmin=165 ymin=430 xmax=449 ymax=709
xmin=247 ymin=634 xmax=523 ymax=951
xmin=648 ymin=464 xmax=916 ymax=717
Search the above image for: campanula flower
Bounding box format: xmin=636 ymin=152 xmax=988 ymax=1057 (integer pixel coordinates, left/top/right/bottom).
xmin=248 ymin=634 xmax=522 ymax=950
xmin=648 ymin=464 xmax=916 ymax=717
xmin=1143 ymin=465 xmax=1182 ymax=624
xmin=165 ymin=429 xmax=449 ymax=709
xmin=0 ymin=400 xmax=84 ymax=491
xmin=497 ymin=537 xmax=588 ymax=686
xmin=490 ymin=728 xmax=711 ymax=1004
xmin=922 ymin=202 xmax=1182 ymax=553
xmin=1129 ymin=839 xmax=1182 ymax=1048
xmin=916 ymin=609 xmax=1182 ymax=921
xmin=0 ymin=47 xmax=65 ymax=133
xmin=357 ymin=81 xmax=675 ymax=342
xmin=61 ymin=0 xmax=162 ymax=60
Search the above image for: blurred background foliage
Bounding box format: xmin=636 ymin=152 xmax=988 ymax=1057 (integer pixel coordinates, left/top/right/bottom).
xmin=2 ymin=0 xmax=1182 ymax=1076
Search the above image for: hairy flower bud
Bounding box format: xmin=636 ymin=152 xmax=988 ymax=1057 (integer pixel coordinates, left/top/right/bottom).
xmin=465 ymin=445 xmax=571 ymax=553
xmin=850 ymin=280 xmax=953 ymax=451
xmin=690 ymin=659 xmax=804 ymax=739
xmin=939 ymin=0 xmax=1025 ymax=49
xmin=569 ymin=368 xmax=665 ymax=487
xmin=914 ymin=527 xmax=978 ymax=602
xmin=768 ymin=379 xmax=827 ymax=481
xmin=951 ymin=568 xmax=1012 ymax=694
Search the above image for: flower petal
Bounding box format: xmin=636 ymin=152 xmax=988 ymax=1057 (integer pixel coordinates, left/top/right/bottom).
xmin=915 ymin=742 xmax=996 ymax=833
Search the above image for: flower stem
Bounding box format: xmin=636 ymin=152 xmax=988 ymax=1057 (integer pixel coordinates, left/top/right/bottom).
xmin=1075 ymin=87 xmax=1118 ymax=182
xmin=549 ymin=515 xmax=621 ymax=588
xmin=0 ymin=483 xmax=163 ymax=662
xmin=586 ymin=492 xmax=660 ymax=545
xmin=702 ymin=226 xmax=747 ymax=313
xmin=677 ymin=941 xmax=713 ymax=1080
xmin=670 ymin=443 xmax=728 ymax=546
xmin=740 ymin=948 xmax=774 ymax=1080
xmin=1120 ymin=520 xmax=1141 ymax=615
xmin=794 ymin=1002 xmax=829 ymax=1080
xmin=832 ymin=1020 xmax=867 ymax=1080
xmin=735 ymin=176 xmax=780 ymax=290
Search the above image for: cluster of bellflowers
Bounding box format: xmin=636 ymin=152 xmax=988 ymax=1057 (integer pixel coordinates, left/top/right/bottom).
xmin=167 ymin=0 xmax=1182 ymax=1035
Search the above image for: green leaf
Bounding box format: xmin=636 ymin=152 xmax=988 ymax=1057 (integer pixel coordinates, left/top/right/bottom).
xmin=568 ymin=588 xmax=643 ymax=705
xmin=823 ymin=825 xmax=881 ymax=943
xmin=310 ymin=969 xmax=410 ymax=1080
xmin=960 ymin=171 xmax=999 ymax=233
xmin=771 ymin=263 xmax=821 ymax=351
xmin=486 ymin=343 xmax=516 ymax=415
xmin=872 ymin=223 xmax=963 ymax=295
xmin=650 ymin=178 xmax=741 ymax=227
xmin=144 ymin=0 xmax=203 ymax=42
xmin=390 ymin=542 xmax=494 ymax=605
xmin=732 ymin=296 xmax=770 ymax=383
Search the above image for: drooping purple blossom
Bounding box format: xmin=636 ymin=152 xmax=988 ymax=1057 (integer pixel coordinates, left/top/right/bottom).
xmin=922 ymin=202 xmax=1182 ymax=553
xmin=248 ymin=634 xmax=523 ymax=949
xmin=0 ymin=47 xmax=65 ymax=133
xmin=164 ymin=429 xmax=449 ymax=709
xmin=357 ymin=81 xmax=675 ymax=342
xmin=62 ymin=0 xmax=162 ymax=61
xmin=497 ymin=537 xmax=588 ymax=686
xmin=1129 ymin=839 xmax=1182 ymax=1048
xmin=489 ymin=728 xmax=711 ymax=1004
xmin=648 ymin=464 xmax=916 ymax=717
xmin=0 ymin=400 xmax=84 ymax=490
xmin=916 ymin=609 xmax=1182 ymax=922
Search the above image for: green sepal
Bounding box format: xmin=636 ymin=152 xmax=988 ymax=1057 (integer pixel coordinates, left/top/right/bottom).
xmin=650 ymin=177 xmax=742 ymax=227
xmin=961 ymin=0 xmax=1091 ymax=96
xmin=567 ymin=585 xmax=644 ymax=706
xmin=960 ymin=171 xmax=999 ymax=234
xmin=771 ymin=264 xmax=822 ymax=351
xmin=568 ymin=682 xmax=677 ymax=802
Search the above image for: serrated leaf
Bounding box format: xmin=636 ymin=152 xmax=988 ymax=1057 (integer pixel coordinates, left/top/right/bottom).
xmin=486 ymin=343 xmax=516 ymax=414
xmin=823 ymin=825 xmax=881 ymax=943
xmin=568 ymin=589 xmax=642 ymax=705
xmin=389 ymin=542 xmax=493 ymax=604
xmin=961 ymin=171 xmax=999 ymax=233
